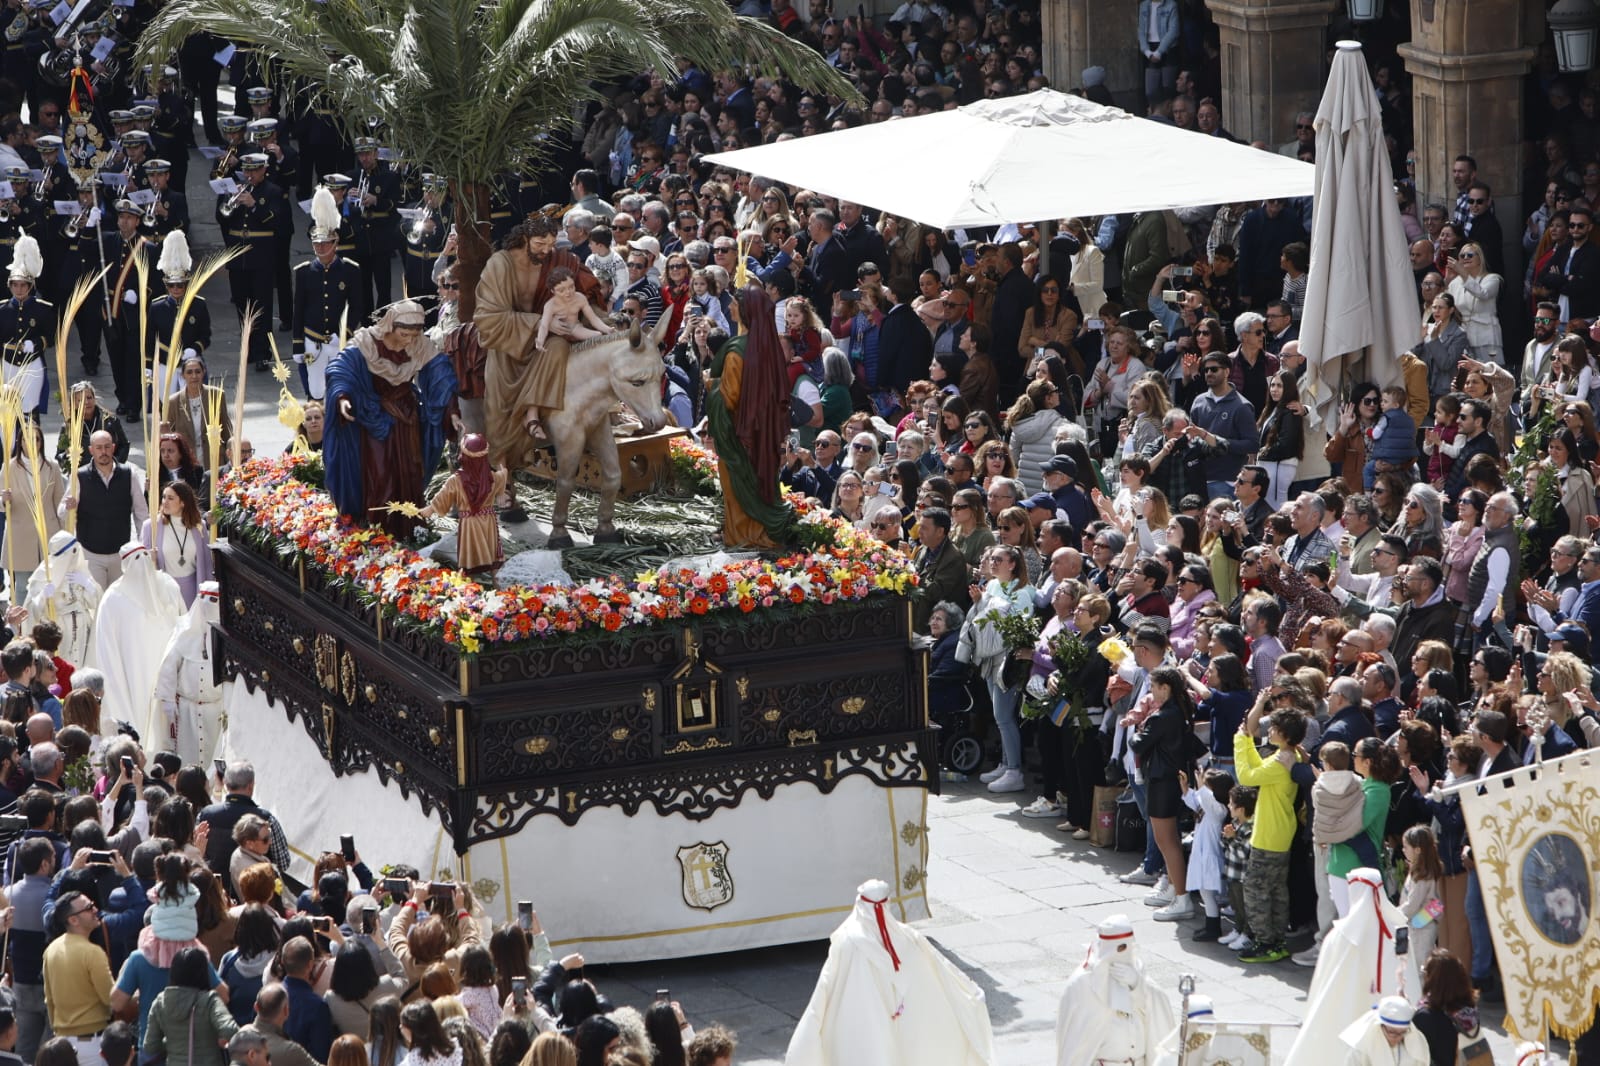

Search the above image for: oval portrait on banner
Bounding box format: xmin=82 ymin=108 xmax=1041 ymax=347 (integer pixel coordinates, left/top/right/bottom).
xmin=1521 ymin=833 xmax=1592 ymax=946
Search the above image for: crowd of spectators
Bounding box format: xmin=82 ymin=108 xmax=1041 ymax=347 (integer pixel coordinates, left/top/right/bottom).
xmin=536 ymin=3 xmax=1600 ymax=1054
xmin=0 ymin=741 xmax=739 ymax=1066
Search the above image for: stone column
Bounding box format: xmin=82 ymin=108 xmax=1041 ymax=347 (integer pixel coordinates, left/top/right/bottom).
xmin=1397 ymin=0 xmax=1534 ymax=232
xmin=1040 ymin=0 xmax=1142 ymax=109
xmin=1207 ymin=0 xmax=1338 ymax=145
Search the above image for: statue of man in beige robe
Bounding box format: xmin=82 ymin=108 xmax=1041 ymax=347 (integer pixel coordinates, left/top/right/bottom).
xmin=473 ymin=216 xmax=606 ymax=473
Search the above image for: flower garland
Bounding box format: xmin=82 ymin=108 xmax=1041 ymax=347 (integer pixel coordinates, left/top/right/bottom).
xmin=219 ymin=456 xmax=917 ymax=654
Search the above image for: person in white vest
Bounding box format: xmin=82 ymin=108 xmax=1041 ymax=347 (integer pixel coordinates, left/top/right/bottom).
xmin=1287 ymin=868 xmax=1407 ymax=1062
xmin=24 ymin=531 xmax=100 ymax=669
xmin=155 ymin=580 xmax=223 ymax=765
xmin=1341 ymin=996 xmax=1430 ymax=1066
xmin=91 ymin=541 xmax=183 ymax=739
xmin=1055 ymin=915 xmax=1175 ymax=1066
xmin=785 ymin=878 xmax=994 ymax=1066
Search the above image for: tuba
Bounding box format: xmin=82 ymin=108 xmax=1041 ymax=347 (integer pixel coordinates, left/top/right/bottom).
xmin=36 ymin=47 xmax=74 ymax=86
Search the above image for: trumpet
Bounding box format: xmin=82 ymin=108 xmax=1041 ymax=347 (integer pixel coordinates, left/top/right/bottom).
xmin=143 ymin=193 xmax=160 ymax=228
xmin=210 ymin=145 xmax=237 ymax=182
xmin=65 ymin=208 xmax=87 ymax=239
xmin=218 ymin=186 xmax=250 ymax=218
xmin=407 ymin=206 xmax=435 ymax=244
xmin=351 ymin=170 xmax=369 ymax=214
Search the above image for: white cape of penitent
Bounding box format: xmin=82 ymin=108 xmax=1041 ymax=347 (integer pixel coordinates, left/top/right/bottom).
xmin=705 ymin=89 xmax=1314 ymax=230
xmin=1297 ymin=41 xmax=1414 ymax=437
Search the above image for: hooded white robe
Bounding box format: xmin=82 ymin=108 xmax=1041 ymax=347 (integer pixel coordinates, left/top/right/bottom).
xmin=92 ymin=542 xmax=184 ymax=739
xmin=785 ymin=879 xmax=995 ymax=1066
xmin=1287 ymin=868 xmax=1408 ymax=1063
xmin=1055 ymin=916 xmax=1177 ymax=1066
xmin=1340 ymin=1009 xmax=1431 ymax=1066
xmin=155 ymin=580 xmax=222 ymax=764
xmin=24 ymin=531 xmax=101 ymax=668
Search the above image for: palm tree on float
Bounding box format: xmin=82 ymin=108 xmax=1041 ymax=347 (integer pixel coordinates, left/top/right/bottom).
xmin=135 ymin=0 xmax=853 ymax=319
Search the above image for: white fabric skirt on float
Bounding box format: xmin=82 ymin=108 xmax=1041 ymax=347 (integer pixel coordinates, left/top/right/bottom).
xmin=221 ymin=682 xmax=933 ymax=962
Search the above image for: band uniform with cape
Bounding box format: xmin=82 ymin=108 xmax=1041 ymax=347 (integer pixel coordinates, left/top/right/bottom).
xmin=1286 ymin=867 xmax=1407 ymax=1062
xmin=705 ymin=287 xmax=795 ymax=548
xmin=784 ymin=879 xmax=995 ymax=1066
xmin=26 ymin=531 xmax=100 ymax=669
xmin=324 ymin=300 xmax=456 ymax=539
xmin=1055 ymin=914 xmax=1176 ymax=1066
xmin=474 ymin=216 xmax=605 ymax=471
xmin=0 ymin=232 xmax=53 ymax=414
xmin=155 ymin=580 xmax=224 ymax=766
xmin=92 ymin=541 xmax=185 ymax=740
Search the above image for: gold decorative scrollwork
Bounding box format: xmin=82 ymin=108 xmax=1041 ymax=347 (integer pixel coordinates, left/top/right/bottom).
xmin=428 ymin=728 xmax=442 ymax=745
xmin=902 ymin=866 xmax=924 ymax=891
xmin=233 ymin=597 xmax=245 ymax=616
xmin=340 ymin=651 xmax=357 ymax=705
xmin=787 ymin=729 xmax=818 ymax=747
xmin=313 ymin=634 xmax=339 ymax=693
xmin=839 ymin=696 xmax=867 ymax=715
xmin=824 ymin=757 xmax=835 ymax=781
xmin=900 ymin=821 xmax=926 ymax=846
xmin=736 ymin=676 xmax=750 ymax=700
xmin=763 ymin=708 xmax=781 ymax=722
xmin=523 ymin=737 xmax=552 ymax=755
xmin=610 ymin=727 xmax=630 ymax=742
xmin=292 ymin=636 xmax=304 ymax=655
xmin=642 ymin=688 xmax=657 ymax=711
xmin=320 ymin=703 xmax=336 ymax=759
xmin=364 ymin=684 xmax=377 ymax=703
xmin=263 ymin=619 xmax=274 ymax=633
xmin=470 ymin=878 xmax=500 ymax=903
xmin=664 ymin=736 xmax=730 ymax=755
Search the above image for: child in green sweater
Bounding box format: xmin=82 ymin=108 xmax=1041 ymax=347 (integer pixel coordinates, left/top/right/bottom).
xmin=1232 ymin=705 xmax=1307 ymax=963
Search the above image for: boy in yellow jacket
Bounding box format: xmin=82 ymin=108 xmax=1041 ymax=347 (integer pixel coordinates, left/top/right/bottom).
xmin=1232 ymin=704 xmax=1307 ymax=963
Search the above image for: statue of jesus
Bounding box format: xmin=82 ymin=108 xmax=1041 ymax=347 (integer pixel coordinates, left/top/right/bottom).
xmin=474 ymin=215 xmax=606 ymax=476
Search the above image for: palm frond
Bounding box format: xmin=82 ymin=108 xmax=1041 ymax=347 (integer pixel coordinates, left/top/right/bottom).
xmin=136 ymin=0 xmax=858 ymax=200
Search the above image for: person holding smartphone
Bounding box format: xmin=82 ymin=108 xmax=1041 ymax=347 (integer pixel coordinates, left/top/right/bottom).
xmin=384 ymin=879 xmax=482 ymax=985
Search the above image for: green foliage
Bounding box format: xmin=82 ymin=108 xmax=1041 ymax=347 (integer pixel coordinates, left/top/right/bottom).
xmin=135 ymin=0 xmax=857 ymax=224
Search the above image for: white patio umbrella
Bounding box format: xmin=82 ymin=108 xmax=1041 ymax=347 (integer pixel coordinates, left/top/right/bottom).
xmin=1298 ymin=41 xmax=1415 ymax=441
xmin=703 ymin=89 xmax=1314 ymax=230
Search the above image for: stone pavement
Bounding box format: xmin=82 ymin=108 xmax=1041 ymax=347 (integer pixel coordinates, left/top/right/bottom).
xmin=596 ymin=779 xmax=1522 ymax=1065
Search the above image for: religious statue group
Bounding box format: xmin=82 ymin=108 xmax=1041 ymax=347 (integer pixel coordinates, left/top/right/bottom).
xmin=319 ymin=213 xmax=796 ymax=569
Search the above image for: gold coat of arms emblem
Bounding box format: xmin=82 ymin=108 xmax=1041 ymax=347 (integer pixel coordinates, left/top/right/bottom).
xmin=676 ymin=842 xmax=734 ymax=912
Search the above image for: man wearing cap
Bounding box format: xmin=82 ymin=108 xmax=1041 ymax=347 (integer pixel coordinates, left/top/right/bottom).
xmin=0 ymin=232 xmax=53 ymax=416
xmin=311 ymin=175 xmax=361 ymax=261
xmin=221 ymin=153 xmax=283 ymax=371
xmin=1055 ymin=915 xmax=1176 ymax=1066
xmin=402 ymin=176 xmax=449 ymax=311
xmin=247 ymin=118 xmax=297 ymax=327
xmin=211 ymin=114 xmax=248 ymax=187
xmin=107 ymin=131 xmax=152 ymax=196
xmin=0 ymin=165 xmax=39 ymax=262
xmin=1041 ymin=455 xmax=1093 ymax=531
xmin=105 ymin=200 xmax=157 ymax=419
xmin=53 ymin=181 xmax=104 ymax=374
xmin=350 ymin=137 xmax=402 ymax=311
xmin=294 ymin=199 xmax=364 ymax=402
xmin=1340 ymin=997 xmax=1429 ymax=1065
xmin=138 ymin=159 xmax=187 ymax=238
